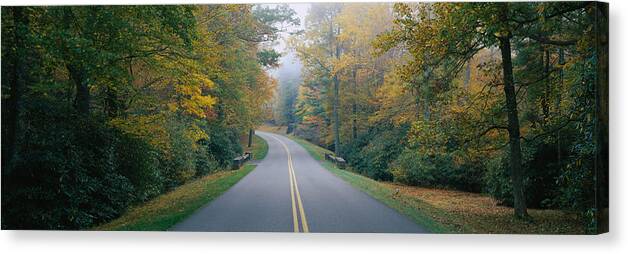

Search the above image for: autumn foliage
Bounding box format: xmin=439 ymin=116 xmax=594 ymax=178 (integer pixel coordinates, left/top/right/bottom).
xmin=287 ymin=2 xmax=607 ymax=233
xmin=1 ymin=5 xmax=287 ymax=229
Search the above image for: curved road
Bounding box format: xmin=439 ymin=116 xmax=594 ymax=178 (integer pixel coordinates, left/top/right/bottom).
xmin=170 ymin=131 xmax=426 ymax=233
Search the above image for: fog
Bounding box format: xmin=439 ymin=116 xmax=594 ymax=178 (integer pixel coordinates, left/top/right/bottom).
xmin=268 ymin=4 xmax=310 ymax=90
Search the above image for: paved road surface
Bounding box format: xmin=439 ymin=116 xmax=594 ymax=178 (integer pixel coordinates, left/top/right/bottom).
xmin=170 ymin=131 xmax=427 ymax=233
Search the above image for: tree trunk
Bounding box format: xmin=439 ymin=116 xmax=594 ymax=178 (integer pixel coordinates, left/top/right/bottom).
xmin=423 ymin=97 xmax=430 ymax=121
xmin=463 ymin=61 xmax=471 ymax=89
xmin=248 ymin=129 xmax=254 ymax=148
xmin=414 ymin=85 xmax=422 ymax=121
xmin=592 ymin=1 xmax=609 ymax=233
xmin=62 ymin=8 xmax=90 ymax=116
xmin=497 ymin=3 xmax=528 ymax=219
xmin=542 ymin=49 xmax=551 ymax=122
xmin=557 ymin=48 xmax=564 ymax=172
xmin=333 ymin=70 xmax=341 ymax=156
xmin=3 ymin=7 xmax=29 ymax=169
xmin=68 ymin=64 xmax=90 ymax=116
xmin=105 ymin=86 xmax=119 ymax=117
xmin=331 ymin=23 xmax=341 ymax=156
xmin=421 ymin=65 xmax=432 ymax=121
xmin=351 ymin=67 xmax=358 ymax=141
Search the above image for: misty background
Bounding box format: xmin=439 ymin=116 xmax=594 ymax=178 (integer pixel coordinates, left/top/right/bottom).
xmin=267 ymin=4 xmax=309 ymax=128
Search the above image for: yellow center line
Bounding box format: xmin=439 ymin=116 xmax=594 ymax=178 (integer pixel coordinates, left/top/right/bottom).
xmin=271 ymin=135 xmax=309 ymax=233
xmin=288 ymin=156 xmax=298 ymax=232
xmin=290 ymin=153 xmax=309 ymax=232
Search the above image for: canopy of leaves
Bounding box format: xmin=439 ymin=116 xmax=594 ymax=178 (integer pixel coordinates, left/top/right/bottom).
xmin=1 ymin=4 xmax=297 ymax=229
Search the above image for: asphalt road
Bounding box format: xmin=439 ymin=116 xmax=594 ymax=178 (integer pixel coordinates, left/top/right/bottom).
xmin=170 ymin=131 xmax=427 ymax=233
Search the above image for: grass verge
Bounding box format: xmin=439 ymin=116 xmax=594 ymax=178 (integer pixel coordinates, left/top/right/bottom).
xmin=95 ymin=165 xmax=255 ymax=231
xmin=288 ymin=135 xmax=451 ymax=233
xmin=257 ymin=124 xmax=288 ymax=134
xmin=288 ymin=134 xmax=584 ymax=234
xmin=96 ymin=134 xmax=269 ymax=231
xmin=93 ymin=135 xmax=276 ymax=231
xmin=250 ymin=134 xmax=268 ymax=160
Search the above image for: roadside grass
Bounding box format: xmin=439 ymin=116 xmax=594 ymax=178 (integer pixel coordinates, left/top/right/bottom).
xmin=96 ymin=134 xmax=269 ymax=231
xmin=250 ymin=134 xmax=268 ymax=160
xmin=288 ymin=134 xmax=585 ymax=234
xmin=288 ymin=135 xmax=451 ymax=233
xmin=94 ymin=165 xmax=255 ymax=231
xmin=387 ymin=183 xmax=584 ymax=234
xmin=240 ymin=133 xmax=269 ymax=160
xmin=257 ymin=124 xmax=288 ymax=135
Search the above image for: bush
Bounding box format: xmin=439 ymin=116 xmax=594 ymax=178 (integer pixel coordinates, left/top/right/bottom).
xmin=342 ymin=126 xmax=409 ymax=181
xmin=0 ymin=98 xmax=250 ymax=229
xmin=483 ymin=152 xmax=514 ymax=206
xmin=391 ymin=150 xmax=439 ymax=186
xmin=193 ymin=141 xmax=219 ymax=177
xmin=1 ymin=101 xmax=136 ymax=229
xmin=554 ymin=129 xmax=596 ymax=229
xmin=483 ymin=138 xmax=569 ymax=209
xmin=114 ymin=133 xmax=163 ymax=202
xmin=391 ymin=149 xmax=484 ymax=192
xmin=203 ymin=123 xmax=242 ymax=168
xmin=159 ymin=120 xmax=197 ymax=190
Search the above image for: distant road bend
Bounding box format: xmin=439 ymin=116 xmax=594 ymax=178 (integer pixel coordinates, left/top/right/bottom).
xmin=171 ymin=131 xmax=427 ymax=233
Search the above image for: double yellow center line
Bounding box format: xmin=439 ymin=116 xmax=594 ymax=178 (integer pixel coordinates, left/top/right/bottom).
xmin=271 ymin=135 xmax=309 ymax=233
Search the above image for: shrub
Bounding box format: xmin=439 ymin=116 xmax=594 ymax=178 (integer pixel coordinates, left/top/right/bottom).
xmin=483 ymin=152 xmax=514 ymax=206
xmin=114 ymin=133 xmax=163 ymax=202
xmin=554 ymin=129 xmax=597 ymax=232
xmin=1 ymin=101 xmax=135 ymax=229
xmin=0 ymin=100 xmax=248 ymax=229
xmin=483 ymin=139 xmax=568 ymax=209
xmin=157 ymin=119 xmax=197 ymax=190
xmin=391 ymin=148 xmax=484 ymax=192
xmin=203 ymin=123 xmax=242 ymax=168
xmin=342 ymin=126 xmax=409 ymax=181
xmin=194 ymin=141 xmax=219 ymax=177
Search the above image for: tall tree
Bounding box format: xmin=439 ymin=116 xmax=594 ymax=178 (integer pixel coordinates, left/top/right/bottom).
xmin=376 ymin=2 xmax=597 ymax=218
xmin=1 ymin=4 xmax=283 ymax=229
xmin=293 ymin=3 xmax=344 ymax=154
xmin=496 ymin=3 xmax=527 ymax=218
xmin=2 ymin=7 xmax=30 ymax=169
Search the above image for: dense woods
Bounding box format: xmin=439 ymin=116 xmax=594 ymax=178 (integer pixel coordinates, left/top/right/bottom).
xmin=1 ymin=2 xmax=608 ymax=233
xmin=277 ymin=2 xmax=607 ymax=232
xmin=1 ymin=4 xmax=296 ymax=229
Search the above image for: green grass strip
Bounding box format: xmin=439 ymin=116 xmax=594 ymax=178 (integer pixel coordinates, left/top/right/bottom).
xmin=251 ymin=134 xmax=269 ymax=160
xmin=95 ymin=135 xmax=269 ymax=231
xmin=95 ymin=165 xmax=255 ymax=231
xmin=288 ymin=135 xmax=454 ymax=233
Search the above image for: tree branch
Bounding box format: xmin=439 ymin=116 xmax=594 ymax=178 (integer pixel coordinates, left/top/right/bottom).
xmin=462 ymin=125 xmax=509 ymax=147
xmin=297 ymin=49 xmax=331 ymax=74
xmin=511 ymin=2 xmax=591 ymax=25
xmin=526 ymin=35 xmax=578 ymax=46
xmin=521 ymin=115 xmax=581 ymax=143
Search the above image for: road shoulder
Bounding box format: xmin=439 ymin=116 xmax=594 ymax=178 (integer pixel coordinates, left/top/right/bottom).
xmin=287 ymin=134 xmax=585 ymax=234
xmin=286 ymin=135 xmax=452 ymax=233
xmin=94 ymin=134 xmax=268 ymax=231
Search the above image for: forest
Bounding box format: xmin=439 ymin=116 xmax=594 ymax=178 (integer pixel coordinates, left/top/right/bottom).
xmin=273 ymin=2 xmax=607 ymax=232
xmin=1 ymin=2 xmax=608 ymax=233
xmin=1 ymin=4 xmax=298 ymax=229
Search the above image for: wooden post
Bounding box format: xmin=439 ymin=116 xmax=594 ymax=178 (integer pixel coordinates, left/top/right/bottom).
xmin=248 ymin=129 xmax=254 ymax=147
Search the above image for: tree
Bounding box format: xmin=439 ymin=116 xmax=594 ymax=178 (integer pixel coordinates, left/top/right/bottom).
xmin=376 ymin=2 xmax=598 ymax=219
xmin=496 ymin=3 xmax=528 ymax=218
xmin=2 ymin=7 xmax=30 ymax=170
xmin=1 ymin=4 xmax=285 ymax=229
xmin=293 ymin=3 xmax=344 ymax=154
